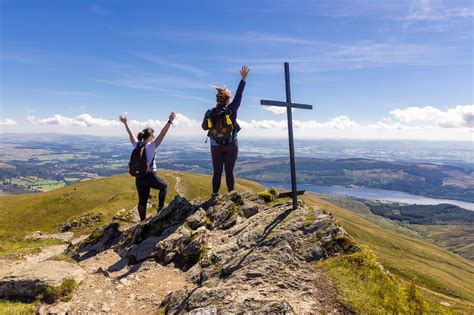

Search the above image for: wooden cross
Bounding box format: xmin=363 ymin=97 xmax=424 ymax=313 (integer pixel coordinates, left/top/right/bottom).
xmin=261 ymin=62 xmax=314 ymax=210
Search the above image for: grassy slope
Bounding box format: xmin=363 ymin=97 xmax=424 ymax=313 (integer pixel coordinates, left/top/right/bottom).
xmin=409 ymin=224 xmax=474 ymax=260
xmin=302 ymin=194 xmax=474 ymax=310
xmin=0 ymin=170 xmax=263 ymax=256
xmin=2 ymin=173 xmax=473 ymax=313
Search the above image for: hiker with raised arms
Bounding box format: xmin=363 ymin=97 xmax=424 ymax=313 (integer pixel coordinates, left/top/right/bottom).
xmin=202 ymin=65 xmax=249 ymax=198
xmin=119 ymin=112 xmax=176 ymax=221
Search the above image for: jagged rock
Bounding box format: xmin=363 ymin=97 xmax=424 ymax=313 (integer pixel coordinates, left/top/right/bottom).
xmin=240 ymin=201 xmax=259 ymax=218
xmin=206 ymin=200 xmax=240 ymax=230
xmin=66 ymin=192 xmax=359 ymax=313
xmin=158 ymin=193 xmax=359 ymax=314
xmin=112 ymin=207 xmax=140 ymax=223
xmin=67 ymin=223 xmax=122 ymax=261
xmin=60 ymin=212 xmax=103 ymax=232
xmin=185 ymin=208 xmax=207 ymax=230
xmin=0 ymin=260 xmax=85 ymax=303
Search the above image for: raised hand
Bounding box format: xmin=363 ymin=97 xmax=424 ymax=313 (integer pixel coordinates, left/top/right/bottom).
xmin=240 ymin=65 xmax=250 ymax=81
xmin=169 ymin=112 xmax=176 ymax=123
xmin=119 ymin=115 xmax=128 ymax=124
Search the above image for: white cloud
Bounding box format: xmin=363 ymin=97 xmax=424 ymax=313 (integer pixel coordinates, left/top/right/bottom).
xmin=238 ymin=119 xmax=287 ymax=129
xmin=389 ymin=105 xmax=474 ymax=128
xmin=27 ymin=114 xmax=120 ymax=127
xmin=15 ymin=105 xmax=473 ymax=141
xmin=321 ymin=115 xmax=360 ymax=129
xmin=0 ymin=118 xmax=17 ymax=126
xmin=263 ymin=106 xmax=288 ymax=115
xmin=238 ymin=115 xmax=359 ymax=130
xmin=26 ymin=113 xmax=198 ymax=129
xmin=367 ymin=121 xmax=406 ymax=131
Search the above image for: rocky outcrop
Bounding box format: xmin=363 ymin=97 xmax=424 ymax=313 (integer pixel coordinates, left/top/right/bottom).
xmin=66 ymin=191 xmax=360 ymax=314
xmin=60 ymin=212 xmax=103 ymax=232
xmin=0 ymin=260 xmax=86 ymax=303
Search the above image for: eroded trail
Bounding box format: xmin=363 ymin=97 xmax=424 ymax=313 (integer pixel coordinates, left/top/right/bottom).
xmin=39 ymin=249 xmax=190 ymax=314
xmin=173 ymin=171 xmax=186 ymax=197
xmin=0 ymin=244 xmax=68 ymax=279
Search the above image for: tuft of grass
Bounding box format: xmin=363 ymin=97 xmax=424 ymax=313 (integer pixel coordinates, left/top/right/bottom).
xmin=183 ymin=222 xmax=193 ymax=232
xmin=43 ymin=279 xmax=77 ymax=303
xmin=258 ymin=190 xmax=274 ymax=203
xmin=318 ymin=247 xmax=434 ymax=314
xmin=230 ymin=203 xmax=239 ymax=216
xmin=204 ymin=217 xmax=213 ymax=229
xmin=198 ymin=242 xmax=209 ymax=262
xmin=0 ymin=300 xmax=36 ymax=314
xmin=48 ymin=254 xmax=76 ymax=264
xmin=303 ymin=213 xmax=316 ymax=228
xmin=0 ymin=238 xmax=65 ymax=258
xmin=156 ymin=306 xmax=166 ymax=315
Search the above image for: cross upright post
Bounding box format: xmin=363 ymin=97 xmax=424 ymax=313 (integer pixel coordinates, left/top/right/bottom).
xmin=261 ymin=62 xmax=313 ymax=210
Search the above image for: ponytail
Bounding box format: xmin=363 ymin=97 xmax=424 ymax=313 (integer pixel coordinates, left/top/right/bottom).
xmin=137 ymin=127 xmax=154 ymax=142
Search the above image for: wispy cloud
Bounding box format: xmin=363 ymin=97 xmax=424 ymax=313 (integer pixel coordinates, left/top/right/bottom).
xmin=218 ymin=40 xmax=453 ymax=74
xmin=130 ymin=29 xmax=341 ymax=47
xmin=42 ymin=90 xmax=96 ymax=97
xmin=0 ymin=118 xmax=17 ymax=126
xmin=402 ymin=0 xmax=474 ymax=30
xmin=133 ymin=53 xmax=209 ymax=77
xmin=405 ymin=1 xmax=473 ymax=22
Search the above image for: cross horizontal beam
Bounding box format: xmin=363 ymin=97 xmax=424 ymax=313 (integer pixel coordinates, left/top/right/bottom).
xmin=260 ymin=100 xmax=313 ymax=110
xmin=277 ymin=190 xmax=306 ymax=199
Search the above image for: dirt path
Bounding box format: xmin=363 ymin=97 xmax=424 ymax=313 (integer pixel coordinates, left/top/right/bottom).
xmin=0 ymin=244 xmax=68 ymax=279
xmin=39 ymin=249 xmax=191 ymax=314
xmin=173 ymin=171 xmax=186 ymax=196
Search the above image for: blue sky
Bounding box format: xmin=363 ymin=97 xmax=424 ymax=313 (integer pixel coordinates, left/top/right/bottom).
xmin=1 ymin=0 xmax=473 ymax=140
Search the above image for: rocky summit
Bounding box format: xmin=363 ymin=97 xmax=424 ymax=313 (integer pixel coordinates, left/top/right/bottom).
xmin=66 ymin=190 xmax=359 ymax=313
xmin=1 ymin=190 xmax=361 ymax=313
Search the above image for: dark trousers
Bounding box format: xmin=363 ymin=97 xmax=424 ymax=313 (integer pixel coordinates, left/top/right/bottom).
xmin=211 ymin=141 xmax=238 ymax=194
xmin=135 ymin=172 xmax=168 ymax=220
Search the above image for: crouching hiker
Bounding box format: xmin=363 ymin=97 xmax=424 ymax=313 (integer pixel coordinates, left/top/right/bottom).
xmin=119 ymin=112 xmax=176 ymax=221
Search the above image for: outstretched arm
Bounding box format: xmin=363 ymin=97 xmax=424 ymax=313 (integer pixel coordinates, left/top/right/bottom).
xmin=154 ymin=112 xmax=176 ymax=148
xmin=119 ymin=115 xmax=137 ymax=145
xmin=229 ymin=65 xmax=249 ymax=112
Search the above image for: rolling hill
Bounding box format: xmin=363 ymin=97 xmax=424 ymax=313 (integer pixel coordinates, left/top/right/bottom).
xmin=0 ymin=171 xmax=472 ymax=313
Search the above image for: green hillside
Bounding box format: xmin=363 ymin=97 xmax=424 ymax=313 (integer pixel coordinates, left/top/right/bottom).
xmin=1 ymin=172 xmax=473 ymax=313
xmin=0 ymin=170 xmax=263 ymax=256
xmin=303 ymin=194 xmax=474 ymax=313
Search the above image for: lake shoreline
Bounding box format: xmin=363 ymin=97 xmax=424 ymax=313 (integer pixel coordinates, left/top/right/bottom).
xmin=258 ymin=181 xmax=474 ymax=211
